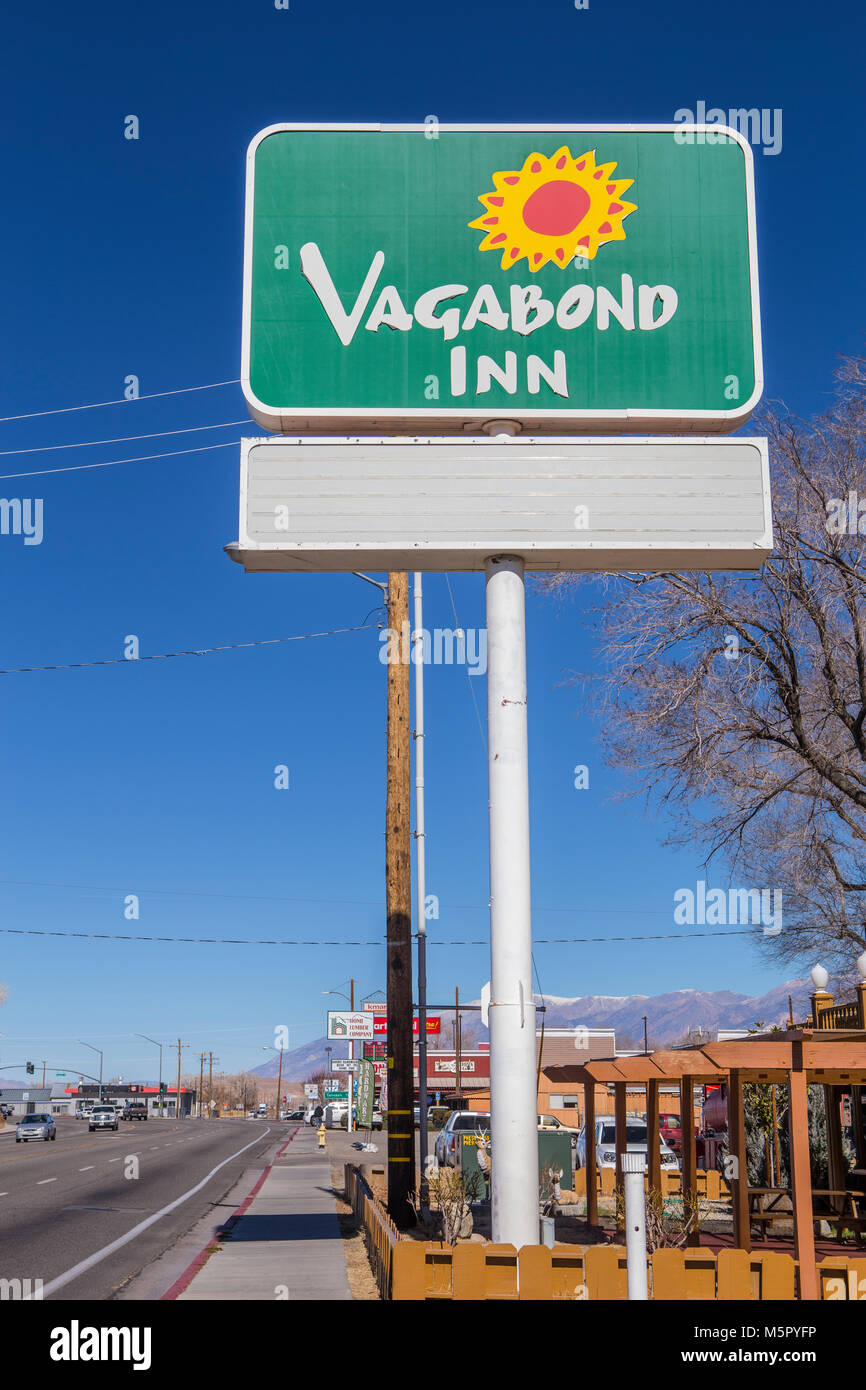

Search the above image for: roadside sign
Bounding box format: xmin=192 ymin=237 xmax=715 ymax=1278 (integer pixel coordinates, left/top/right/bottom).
xmin=371 ymin=1015 xmax=441 ymax=1036
xmin=356 ymin=1060 xmax=376 ymax=1129
xmin=324 ymin=1090 xmax=348 ymax=1102
xmin=304 ymin=1083 xmax=319 ymax=1099
xmin=242 ymin=124 xmax=760 ymax=436
xmin=327 ymin=1010 xmax=375 ymax=1040
xmin=331 ymin=1059 xmax=358 ymax=1071
xmin=228 ymin=436 xmax=772 ymax=574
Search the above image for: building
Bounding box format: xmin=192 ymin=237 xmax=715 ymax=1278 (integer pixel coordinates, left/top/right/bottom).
xmin=65 ymin=1083 xmax=196 ymax=1117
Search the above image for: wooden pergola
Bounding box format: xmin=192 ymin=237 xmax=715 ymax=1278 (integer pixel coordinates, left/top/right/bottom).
xmin=544 ymin=1027 xmax=866 ymax=1300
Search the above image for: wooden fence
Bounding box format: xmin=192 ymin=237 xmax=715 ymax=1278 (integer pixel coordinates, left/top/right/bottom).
xmin=344 ymin=1164 xmax=865 ymax=1301
xmin=570 ymin=1166 xmax=730 ymax=1200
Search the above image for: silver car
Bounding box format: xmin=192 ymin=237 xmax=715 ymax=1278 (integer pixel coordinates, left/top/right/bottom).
xmin=575 ymin=1117 xmax=680 ymax=1171
xmin=16 ymin=1113 xmax=56 ymax=1143
xmin=88 ymin=1105 xmax=119 ymax=1132
xmin=434 ymin=1111 xmax=491 ymax=1167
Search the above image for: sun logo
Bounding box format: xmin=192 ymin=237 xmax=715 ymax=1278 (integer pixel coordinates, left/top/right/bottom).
xmin=469 ymin=146 xmax=637 ymax=271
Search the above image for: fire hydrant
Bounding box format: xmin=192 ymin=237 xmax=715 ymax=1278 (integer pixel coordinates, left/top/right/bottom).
xmin=317 ymin=1124 xmax=326 ymax=1149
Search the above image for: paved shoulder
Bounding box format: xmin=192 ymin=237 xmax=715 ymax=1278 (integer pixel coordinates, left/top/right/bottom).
xmin=170 ymin=1126 xmax=352 ymax=1301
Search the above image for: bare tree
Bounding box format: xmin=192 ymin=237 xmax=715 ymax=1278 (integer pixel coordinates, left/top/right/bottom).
xmin=541 ymin=356 xmax=866 ymax=975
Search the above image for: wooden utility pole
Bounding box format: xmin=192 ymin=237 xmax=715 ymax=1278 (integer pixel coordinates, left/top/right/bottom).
xmin=208 ymin=1052 xmax=218 ymax=1118
xmin=386 ymin=571 xmax=415 ymax=1225
xmin=175 ymin=1040 xmax=187 ymax=1119
xmin=198 ymin=1053 xmax=206 ymax=1119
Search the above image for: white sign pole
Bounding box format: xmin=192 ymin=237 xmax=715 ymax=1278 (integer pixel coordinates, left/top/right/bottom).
xmin=485 ymin=552 xmax=539 ymax=1248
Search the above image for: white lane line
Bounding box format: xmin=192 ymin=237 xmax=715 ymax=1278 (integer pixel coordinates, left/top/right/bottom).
xmin=29 ymin=1125 xmax=273 ymax=1299
xmin=149 ymin=1146 xmax=159 ymax=1150
xmin=0 ymin=1192 xmax=7 ymax=1197
xmin=37 ymin=1178 xmax=57 ymax=1185
xmin=78 ymin=1166 xmax=95 ymax=1172
xmin=108 ymin=1158 xmax=123 ymax=1163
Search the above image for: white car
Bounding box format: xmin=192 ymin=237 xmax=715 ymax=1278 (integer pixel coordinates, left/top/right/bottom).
xmin=575 ymin=1117 xmax=680 ymax=1171
xmin=88 ymin=1105 xmax=119 ymax=1132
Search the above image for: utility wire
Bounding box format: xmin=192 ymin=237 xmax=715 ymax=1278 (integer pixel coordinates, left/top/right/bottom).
xmin=444 ymin=572 xmax=487 ymax=752
xmin=0 ymin=622 xmax=377 ymax=676
xmin=0 ymin=419 xmax=250 ymax=457
xmin=0 ymin=926 xmax=753 ymax=947
xmin=0 ymin=378 xmax=241 ymax=424
xmin=0 ymin=438 xmax=241 ymax=482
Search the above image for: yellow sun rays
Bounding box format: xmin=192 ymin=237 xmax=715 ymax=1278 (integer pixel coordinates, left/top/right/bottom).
xmin=469 ymin=146 xmax=636 ymax=271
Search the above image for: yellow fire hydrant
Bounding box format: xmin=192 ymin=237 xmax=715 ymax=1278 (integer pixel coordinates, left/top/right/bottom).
xmin=317 ymin=1123 xmax=326 ymax=1149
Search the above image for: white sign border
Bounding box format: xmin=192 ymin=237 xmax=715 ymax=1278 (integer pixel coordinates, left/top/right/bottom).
xmin=241 ymin=123 xmax=763 ymax=435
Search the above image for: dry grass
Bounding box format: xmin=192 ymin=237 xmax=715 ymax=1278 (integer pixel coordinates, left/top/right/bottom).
xmin=329 ymin=1158 xmax=381 ymax=1301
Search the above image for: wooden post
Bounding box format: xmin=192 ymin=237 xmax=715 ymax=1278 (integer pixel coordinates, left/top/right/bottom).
xmin=275 ymin=1044 xmax=284 ymax=1121
xmin=728 ymin=1071 xmax=750 ymax=1252
xmin=824 ymin=1084 xmax=845 ymax=1213
xmin=614 ymin=1081 xmax=627 ymax=1234
xmin=584 ymin=1080 xmax=598 ymax=1227
xmin=647 ymin=1079 xmax=661 ymax=1194
xmin=386 ymin=571 xmax=416 ymax=1226
xmin=680 ymin=1075 xmax=698 ymax=1245
xmin=788 ymin=1044 xmax=818 ymax=1300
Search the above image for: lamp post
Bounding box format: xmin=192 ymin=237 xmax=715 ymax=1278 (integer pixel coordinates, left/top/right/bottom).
xmin=133 ymin=1034 xmax=163 ymax=1114
xmin=77 ymin=1040 xmax=104 ymax=1098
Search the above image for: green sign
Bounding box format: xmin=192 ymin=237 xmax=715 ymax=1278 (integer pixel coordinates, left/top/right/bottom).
xmin=324 ymin=1090 xmax=348 ymax=1102
xmin=355 ymin=1059 xmax=376 ymax=1129
xmin=242 ymin=124 xmax=760 ymax=435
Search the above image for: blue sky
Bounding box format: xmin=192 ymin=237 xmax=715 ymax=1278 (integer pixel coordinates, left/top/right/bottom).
xmin=0 ymin=0 xmax=862 ymax=1083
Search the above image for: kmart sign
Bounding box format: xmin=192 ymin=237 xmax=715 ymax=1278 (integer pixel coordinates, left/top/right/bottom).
xmin=242 ymin=124 xmax=761 ymax=434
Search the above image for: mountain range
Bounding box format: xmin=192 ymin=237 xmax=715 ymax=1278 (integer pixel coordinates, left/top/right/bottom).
xmin=251 ymin=977 xmax=818 ymax=1081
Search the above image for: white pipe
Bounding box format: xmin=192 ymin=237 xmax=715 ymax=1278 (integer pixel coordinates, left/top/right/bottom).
xmin=413 ymin=573 xmax=429 ymax=1179
xmin=485 ymin=554 xmax=539 ymax=1248
xmin=622 ymin=1152 xmax=649 ymax=1299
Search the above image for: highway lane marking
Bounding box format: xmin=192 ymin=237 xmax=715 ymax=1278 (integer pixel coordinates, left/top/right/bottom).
xmin=37 ymin=1178 xmax=57 ymax=1185
xmin=28 ymin=1125 xmax=273 ymax=1299
xmin=78 ymin=1166 xmax=95 ymax=1172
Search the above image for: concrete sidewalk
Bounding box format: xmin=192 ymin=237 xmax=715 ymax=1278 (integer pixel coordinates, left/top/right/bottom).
xmin=167 ymin=1124 xmax=352 ymax=1301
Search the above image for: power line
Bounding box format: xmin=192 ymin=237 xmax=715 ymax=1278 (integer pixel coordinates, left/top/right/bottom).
xmin=0 ymin=378 xmax=241 ymax=424
xmin=444 ymin=572 xmax=487 ymax=753
xmin=0 ymin=437 xmax=241 ymax=482
xmin=0 ymin=622 xmax=377 ymax=675
xmin=0 ymin=926 xmax=753 ymax=947
xmin=0 ymin=419 xmax=249 ymax=458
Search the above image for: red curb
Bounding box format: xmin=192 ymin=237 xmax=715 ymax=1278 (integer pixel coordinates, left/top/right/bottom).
xmin=160 ymin=1125 xmax=301 ymax=1301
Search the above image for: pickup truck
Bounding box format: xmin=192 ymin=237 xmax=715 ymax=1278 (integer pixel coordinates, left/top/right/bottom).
xmin=122 ymin=1102 xmax=148 ymax=1121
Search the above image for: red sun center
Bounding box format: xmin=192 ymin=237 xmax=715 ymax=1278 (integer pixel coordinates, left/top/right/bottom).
xmin=521 ymin=179 xmax=591 ymax=237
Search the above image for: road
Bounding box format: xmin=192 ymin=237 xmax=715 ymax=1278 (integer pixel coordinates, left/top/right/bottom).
xmin=0 ymin=1115 xmax=287 ymax=1300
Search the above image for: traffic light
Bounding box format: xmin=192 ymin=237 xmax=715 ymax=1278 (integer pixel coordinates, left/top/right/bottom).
xmin=25 ymin=1062 xmax=34 ymax=1075
xmin=159 ymin=1082 xmax=167 ymax=1094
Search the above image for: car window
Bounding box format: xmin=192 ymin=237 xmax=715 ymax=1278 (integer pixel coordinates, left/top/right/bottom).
xmin=24 ymin=1114 xmax=50 ymax=1123
xmin=455 ymin=1114 xmax=490 ymax=1130
xmin=600 ymin=1124 xmax=616 ymax=1144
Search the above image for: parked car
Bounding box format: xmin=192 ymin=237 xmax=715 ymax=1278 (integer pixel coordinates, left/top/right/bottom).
xmin=16 ymin=1113 xmax=56 ymax=1143
xmin=434 ymin=1111 xmax=491 ymax=1167
xmin=0 ymin=1102 xmax=15 ymax=1118
xmin=88 ymin=1105 xmax=119 ymax=1132
xmin=370 ymin=1108 xmax=383 ymax=1131
xmin=122 ymin=1102 xmax=148 ymax=1121
xmin=659 ymin=1112 xmax=683 ymax=1154
xmin=575 ymin=1117 xmax=680 ymax=1171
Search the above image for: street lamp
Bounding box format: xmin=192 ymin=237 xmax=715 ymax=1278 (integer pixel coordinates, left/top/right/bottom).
xmin=77 ymin=1040 xmax=104 ymax=1097
xmin=133 ymin=1034 xmax=163 ymax=1113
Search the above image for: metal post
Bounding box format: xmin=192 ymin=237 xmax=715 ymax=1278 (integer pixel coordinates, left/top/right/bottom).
xmin=413 ymin=572 xmax=429 ymax=1201
xmin=621 ymin=1151 xmax=649 ymax=1299
xmin=485 ymin=554 xmax=539 ymax=1248
xmin=348 ymin=979 xmax=354 ymax=1134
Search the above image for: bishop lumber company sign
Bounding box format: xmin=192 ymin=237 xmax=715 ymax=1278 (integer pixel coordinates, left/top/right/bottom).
xmin=241 ymin=124 xmax=761 ymax=435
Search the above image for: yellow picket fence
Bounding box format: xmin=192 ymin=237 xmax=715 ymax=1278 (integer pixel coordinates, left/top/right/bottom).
xmin=344 ymin=1164 xmax=866 ymax=1301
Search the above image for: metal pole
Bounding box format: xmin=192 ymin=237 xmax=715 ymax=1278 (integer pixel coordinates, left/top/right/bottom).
xmin=276 ymin=1044 xmax=284 ymax=1119
xmin=348 ymin=979 xmax=354 ymax=1133
xmin=622 ymin=1152 xmax=649 ymax=1299
xmin=413 ymin=571 xmax=429 ymax=1201
xmin=485 ymin=554 xmax=538 ymax=1248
